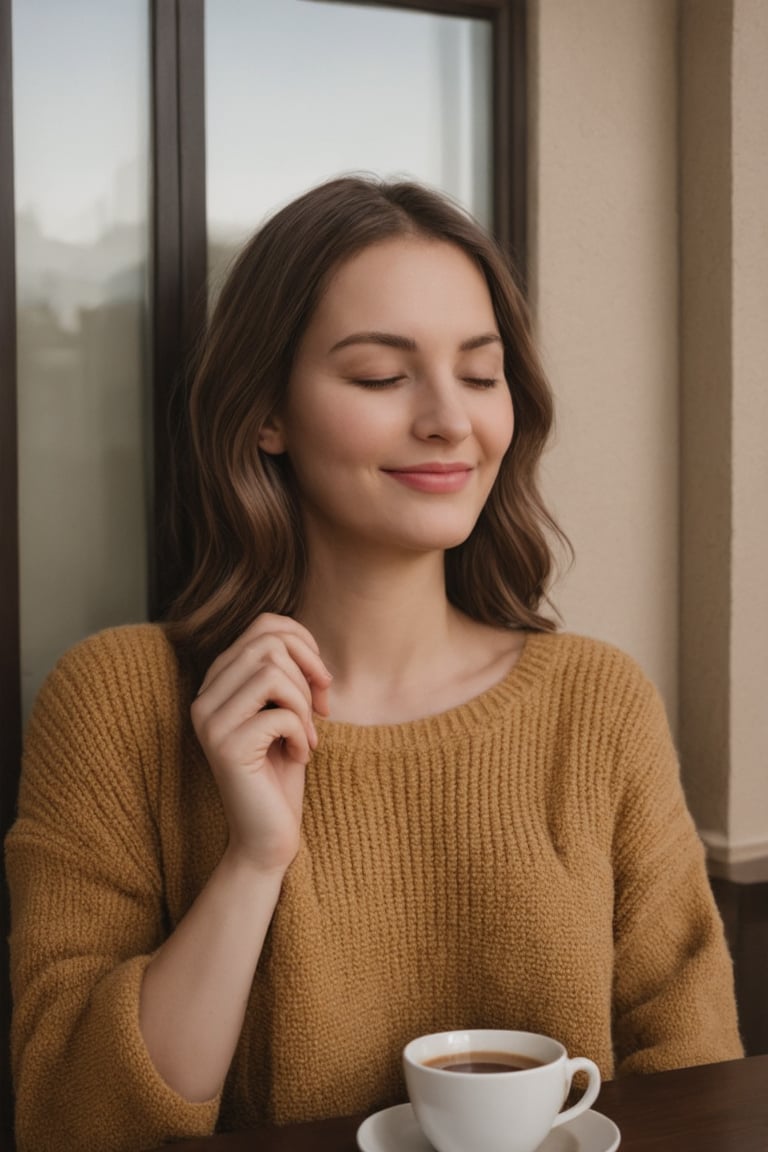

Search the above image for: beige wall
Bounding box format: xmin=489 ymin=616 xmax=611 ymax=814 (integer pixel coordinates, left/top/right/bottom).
xmin=529 ymin=0 xmax=768 ymax=878
xmin=730 ymin=0 xmax=768 ymax=863
xmin=680 ymin=0 xmax=768 ymax=877
xmin=529 ymin=0 xmax=679 ymax=710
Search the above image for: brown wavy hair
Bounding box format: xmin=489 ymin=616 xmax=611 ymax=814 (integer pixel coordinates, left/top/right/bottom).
xmin=165 ymin=176 xmax=568 ymax=681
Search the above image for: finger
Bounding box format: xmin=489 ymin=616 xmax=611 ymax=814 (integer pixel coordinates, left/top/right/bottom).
xmin=198 ymin=614 xmax=322 ymax=691
xmin=201 ymin=634 xmax=332 ymax=722
xmin=197 ymin=662 xmax=316 ymax=742
xmin=199 ymin=621 xmax=331 ymax=698
xmin=214 ymin=706 xmax=312 ymax=774
xmin=198 ymin=635 xmax=317 ymax=716
xmin=278 ymin=633 xmax=334 ymax=710
xmin=240 ymin=613 xmax=321 ymax=655
xmin=193 ymin=666 xmax=318 ymax=757
xmin=311 ymin=680 xmax=331 ymax=718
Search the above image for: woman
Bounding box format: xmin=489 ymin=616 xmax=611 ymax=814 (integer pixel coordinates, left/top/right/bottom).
xmin=6 ymin=177 xmax=742 ymax=1152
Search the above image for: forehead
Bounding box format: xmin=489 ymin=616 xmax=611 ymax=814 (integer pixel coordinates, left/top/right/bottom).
xmin=310 ymin=236 xmax=497 ymax=339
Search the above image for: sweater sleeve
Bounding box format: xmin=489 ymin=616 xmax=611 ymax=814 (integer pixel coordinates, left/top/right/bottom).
xmin=5 ymin=628 xmax=221 ymax=1152
xmin=609 ymin=667 xmax=743 ymax=1074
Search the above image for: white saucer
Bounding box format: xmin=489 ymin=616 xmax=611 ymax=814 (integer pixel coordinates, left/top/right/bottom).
xmin=356 ymin=1102 xmax=620 ymax=1152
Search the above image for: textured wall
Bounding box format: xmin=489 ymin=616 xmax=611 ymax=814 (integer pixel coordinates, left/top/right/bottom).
xmin=530 ymin=0 xmax=768 ymax=875
xmin=680 ymin=0 xmax=768 ymax=876
xmin=528 ymin=0 xmax=680 ymax=715
xmin=728 ymin=0 xmax=768 ymax=860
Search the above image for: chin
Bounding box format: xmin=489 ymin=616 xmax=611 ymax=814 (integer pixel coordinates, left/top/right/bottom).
xmin=399 ymin=525 xmax=477 ymax=553
xmin=347 ymin=509 xmax=482 ymax=555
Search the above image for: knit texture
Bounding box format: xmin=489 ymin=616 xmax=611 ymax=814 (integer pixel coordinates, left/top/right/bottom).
xmin=6 ymin=624 xmax=742 ymax=1152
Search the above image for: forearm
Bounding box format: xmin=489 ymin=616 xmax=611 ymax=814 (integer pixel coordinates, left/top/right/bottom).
xmin=142 ymin=614 xmax=327 ymax=1101
xmin=139 ymin=850 xmax=285 ymax=1102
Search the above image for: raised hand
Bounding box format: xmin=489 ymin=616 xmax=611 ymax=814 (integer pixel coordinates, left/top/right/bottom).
xmin=191 ymin=613 xmax=332 ymax=874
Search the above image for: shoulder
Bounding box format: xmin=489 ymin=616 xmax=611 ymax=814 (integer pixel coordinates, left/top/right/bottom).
xmin=525 ymin=635 xmax=685 ymax=840
xmin=27 ymin=623 xmax=184 ymax=749
xmin=50 ymin=620 xmax=176 ymax=671
xmin=523 ymin=631 xmax=671 ymax=749
xmin=16 ymin=625 xmax=186 ymax=874
xmin=42 ymin=622 xmax=178 ymax=690
xmin=527 ymin=631 xmax=657 ymax=698
xmin=20 ymin=624 xmax=189 ymax=826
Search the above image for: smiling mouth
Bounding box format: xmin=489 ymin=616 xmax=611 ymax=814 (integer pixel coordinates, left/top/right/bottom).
xmin=382 ymin=465 xmax=473 ymax=493
xmin=386 ymin=463 xmax=472 ymax=473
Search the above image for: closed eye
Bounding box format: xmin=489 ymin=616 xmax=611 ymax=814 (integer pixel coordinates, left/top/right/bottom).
xmin=351 ymin=376 xmax=404 ymax=389
xmin=464 ymin=377 xmax=499 ymax=389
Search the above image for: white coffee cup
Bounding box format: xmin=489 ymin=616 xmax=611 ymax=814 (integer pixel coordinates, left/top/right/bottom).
xmin=402 ymin=1029 xmax=601 ymax=1152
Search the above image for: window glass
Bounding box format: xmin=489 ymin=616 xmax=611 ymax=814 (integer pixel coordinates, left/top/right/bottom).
xmin=13 ymin=0 xmax=150 ymax=720
xmin=206 ymin=0 xmax=492 ymax=290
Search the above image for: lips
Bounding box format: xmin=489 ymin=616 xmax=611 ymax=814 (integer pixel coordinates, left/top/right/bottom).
xmin=386 ymin=463 xmax=472 ymax=474
xmin=382 ymin=463 xmax=473 ymax=493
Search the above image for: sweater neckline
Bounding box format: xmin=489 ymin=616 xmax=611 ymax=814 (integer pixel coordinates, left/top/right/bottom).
xmin=313 ymin=630 xmax=557 ymax=752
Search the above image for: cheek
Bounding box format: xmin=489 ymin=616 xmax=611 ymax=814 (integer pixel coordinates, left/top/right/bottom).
xmin=290 ymin=403 xmax=390 ymax=473
xmin=486 ymin=389 xmax=515 ymax=457
xmin=319 ymin=400 xmax=401 ymax=461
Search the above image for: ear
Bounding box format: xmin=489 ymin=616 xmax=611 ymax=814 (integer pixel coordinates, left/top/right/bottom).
xmin=257 ymin=414 xmax=287 ymax=455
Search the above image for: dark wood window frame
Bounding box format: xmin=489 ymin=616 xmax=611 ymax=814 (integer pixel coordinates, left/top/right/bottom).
xmin=151 ymin=0 xmax=207 ymax=617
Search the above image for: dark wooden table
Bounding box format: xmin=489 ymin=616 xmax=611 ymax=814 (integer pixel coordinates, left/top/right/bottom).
xmin=159 ymin=1055 xmax=768 ymax=1151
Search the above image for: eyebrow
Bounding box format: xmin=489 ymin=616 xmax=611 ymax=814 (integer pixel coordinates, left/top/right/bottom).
xmin=329 ymin=331 xmax=502 ymax=354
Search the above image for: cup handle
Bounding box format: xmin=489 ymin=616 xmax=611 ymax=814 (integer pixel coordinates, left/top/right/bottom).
xmin=550 ymin=1057 xmax=602 ymax=1128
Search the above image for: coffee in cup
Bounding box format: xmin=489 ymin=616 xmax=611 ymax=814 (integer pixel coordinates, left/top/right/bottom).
xmin=402 ymin=1029 xmax=601 ymax=1152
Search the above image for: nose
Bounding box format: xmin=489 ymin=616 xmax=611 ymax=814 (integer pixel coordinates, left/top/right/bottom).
xmin=411 ymin=377 xmax=473 ymax=444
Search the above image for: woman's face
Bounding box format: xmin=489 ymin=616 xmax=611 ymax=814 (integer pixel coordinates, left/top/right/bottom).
xmin=260 ymin=236 xmax=514 ymax=558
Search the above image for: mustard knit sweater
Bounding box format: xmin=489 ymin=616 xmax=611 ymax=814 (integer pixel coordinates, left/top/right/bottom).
xmin=6 ymin=625 xmax=742 ymax=1152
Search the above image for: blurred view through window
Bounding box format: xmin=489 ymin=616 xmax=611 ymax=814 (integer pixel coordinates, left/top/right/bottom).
xmin=206 ymin=0 xmax=492 ymax=293
xmin=13 ymin=0 xmax=150 ymax=721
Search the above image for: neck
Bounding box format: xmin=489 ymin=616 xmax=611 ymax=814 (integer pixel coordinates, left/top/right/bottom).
xmin=297 ymin=542 xmax=457 ymax=689
xmin=295 ymin=536 xmax=524 ymax=726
